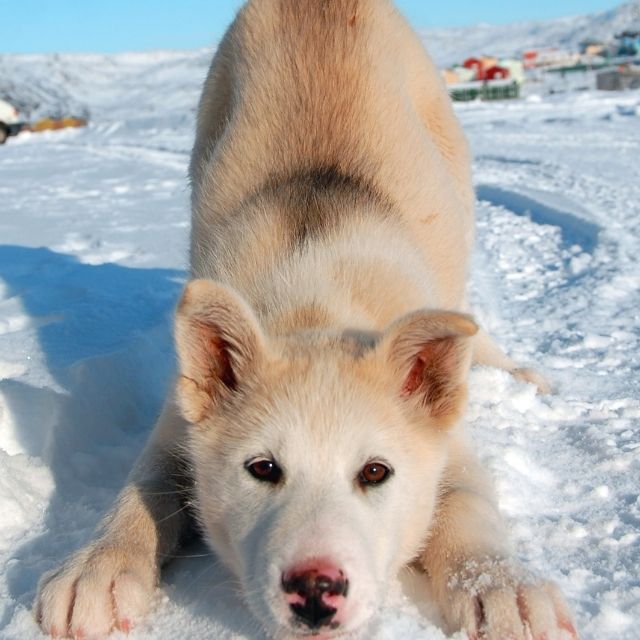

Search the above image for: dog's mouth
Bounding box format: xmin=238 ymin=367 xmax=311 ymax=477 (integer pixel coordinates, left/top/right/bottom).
xmin=284 ymin=568 xmax=349 ymax=630
xmin=289 ymin=599 xmax=340 ymax=631
xmin=279 ymin=562 xmax=351 ymax=636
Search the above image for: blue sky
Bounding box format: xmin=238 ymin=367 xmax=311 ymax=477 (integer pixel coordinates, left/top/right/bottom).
xmin=3 ymin=0 xmax=623 ymax=54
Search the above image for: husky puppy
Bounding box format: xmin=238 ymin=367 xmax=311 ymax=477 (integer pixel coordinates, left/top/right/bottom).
xmin=35 ymin=1 xmax=577 ymax=638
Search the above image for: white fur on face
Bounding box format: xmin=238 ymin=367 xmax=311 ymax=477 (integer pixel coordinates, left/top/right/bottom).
xmin=188 ymin=355 xmax=450 ymax=638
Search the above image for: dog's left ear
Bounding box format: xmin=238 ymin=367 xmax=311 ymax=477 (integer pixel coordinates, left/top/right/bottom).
xmin=379 ymin=310 xmax=478 ymax=426
xmin=174 ymin=279 xmax=266 ymax=424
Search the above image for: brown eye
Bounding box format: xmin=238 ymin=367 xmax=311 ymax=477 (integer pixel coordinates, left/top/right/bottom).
xmin=246 ymin=458 xmax=283 ymax=484
xmin=359 ymin=461 xmax=393 ymax=487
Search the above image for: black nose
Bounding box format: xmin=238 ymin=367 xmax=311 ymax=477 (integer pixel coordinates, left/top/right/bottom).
xmin=282 ymin=569 xmax=349 ymax=629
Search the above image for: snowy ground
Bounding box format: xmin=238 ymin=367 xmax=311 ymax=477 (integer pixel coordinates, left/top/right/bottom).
xmin=0 ymin=71 xmax=639 ymax=639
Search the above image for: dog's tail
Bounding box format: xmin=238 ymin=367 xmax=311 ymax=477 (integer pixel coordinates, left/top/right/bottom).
xmin=473 ymin=328 xmax=551 ymax=394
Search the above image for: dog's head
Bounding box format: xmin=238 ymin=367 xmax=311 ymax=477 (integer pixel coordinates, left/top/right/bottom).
xmin=175 ymin=280 xmax=477 ymax=638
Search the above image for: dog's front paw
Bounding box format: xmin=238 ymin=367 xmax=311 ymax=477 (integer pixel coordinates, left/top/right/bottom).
xmin=35 ymin=544 xmax=157 ymax=638
xmin=440 ymin=558 xmax=577 ymax=640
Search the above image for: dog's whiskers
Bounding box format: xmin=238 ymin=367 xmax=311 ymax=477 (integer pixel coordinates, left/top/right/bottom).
xmin=155 ymin=503 xmax=192 ymax=525
xmin=162 ymin=551 xmax=215 ymax=559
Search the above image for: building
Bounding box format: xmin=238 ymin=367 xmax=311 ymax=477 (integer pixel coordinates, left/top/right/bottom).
xmin=597 ymin=65 xmax=640 ymax=90
xmin=580 ymin=40 xmax=607 ymax=56
xmin=500 ymin=59 xmax=526 ymax=84
xmin=615 ymin=31 xmax=640 ymax=56
xmin=522 ymin=48 xmax=580 ymax=69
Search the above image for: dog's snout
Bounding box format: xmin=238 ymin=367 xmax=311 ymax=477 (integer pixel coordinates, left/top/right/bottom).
xmin=281 ymin=562 xmax=349 ymax=629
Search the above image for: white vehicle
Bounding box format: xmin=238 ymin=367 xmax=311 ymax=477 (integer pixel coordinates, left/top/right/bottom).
xmin=0 ymin=98 xmax=24 ymax=144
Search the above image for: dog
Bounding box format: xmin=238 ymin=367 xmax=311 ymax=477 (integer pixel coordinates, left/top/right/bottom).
xmin=35 ymin=1 xmax=576 ymax=638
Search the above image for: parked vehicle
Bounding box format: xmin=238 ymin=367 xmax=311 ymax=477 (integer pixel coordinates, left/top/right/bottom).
xmin=0 ymin=98 xmax=25 ymax=144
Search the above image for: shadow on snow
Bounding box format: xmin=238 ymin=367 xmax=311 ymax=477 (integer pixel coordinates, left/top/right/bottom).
xmin=0 ymin=245 xmax=183 ymax=611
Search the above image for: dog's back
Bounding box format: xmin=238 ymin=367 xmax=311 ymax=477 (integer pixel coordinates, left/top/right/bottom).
xmin=189 ymin=0 xmax=474 ymax=310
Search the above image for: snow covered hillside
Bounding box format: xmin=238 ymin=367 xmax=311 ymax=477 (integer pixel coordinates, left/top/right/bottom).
xmin=1 ymin=13 xmax=640 ymax=640
xmin=420 ymin=0 xmax=640 ymax=66
xmin=0 ymin=49 xmax=211 ymax=122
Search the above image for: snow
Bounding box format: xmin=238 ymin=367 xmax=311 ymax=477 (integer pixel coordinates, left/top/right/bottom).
xmin=1 ymin=25 xmax=640 ymax=640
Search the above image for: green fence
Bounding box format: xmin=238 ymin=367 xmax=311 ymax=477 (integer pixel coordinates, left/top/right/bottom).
xmin=450 ymin=81 xmax=520 ymax=102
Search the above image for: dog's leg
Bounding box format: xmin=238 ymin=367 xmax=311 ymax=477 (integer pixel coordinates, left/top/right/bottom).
xmin=420 ymin=437 xmax=577 ymax=639
xmin=35 ymin=395 xmax=191 ymax=638
xmin=473 ymin=327 xmax=551 ymax=394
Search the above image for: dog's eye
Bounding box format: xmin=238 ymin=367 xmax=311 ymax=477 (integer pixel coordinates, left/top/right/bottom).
xmin=358 ymin=461 xmax=392 ymax=487
xmin=246 ymin=458 xmax=283 ymax=484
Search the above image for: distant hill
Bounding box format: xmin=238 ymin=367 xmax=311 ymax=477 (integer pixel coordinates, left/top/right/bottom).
xmin=0 ymin=50 xmax=211 ymax=121
xmin=1 ymin=2 xmax=638 ymax=120
xmin=421 ymin=1 xmax=640 ymax=66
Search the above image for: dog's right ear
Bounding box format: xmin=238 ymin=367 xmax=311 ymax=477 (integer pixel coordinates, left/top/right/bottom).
xmin=174 ymin=280 xmax=266 ymax=424
xmin=377 ymin=310 xmax=478 ymax=428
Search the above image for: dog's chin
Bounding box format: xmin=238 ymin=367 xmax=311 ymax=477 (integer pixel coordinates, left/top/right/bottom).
xmin=267 ymin=625 xmax=360 ymax=640
xmin=260 ymin=608 xmax=372 ymax=640
xmin=253 ymin=599 xmax=369 ymax=640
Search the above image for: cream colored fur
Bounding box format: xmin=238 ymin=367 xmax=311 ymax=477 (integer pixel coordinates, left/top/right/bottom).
xmin=35 ymin=1 xmax=574 ymax=638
